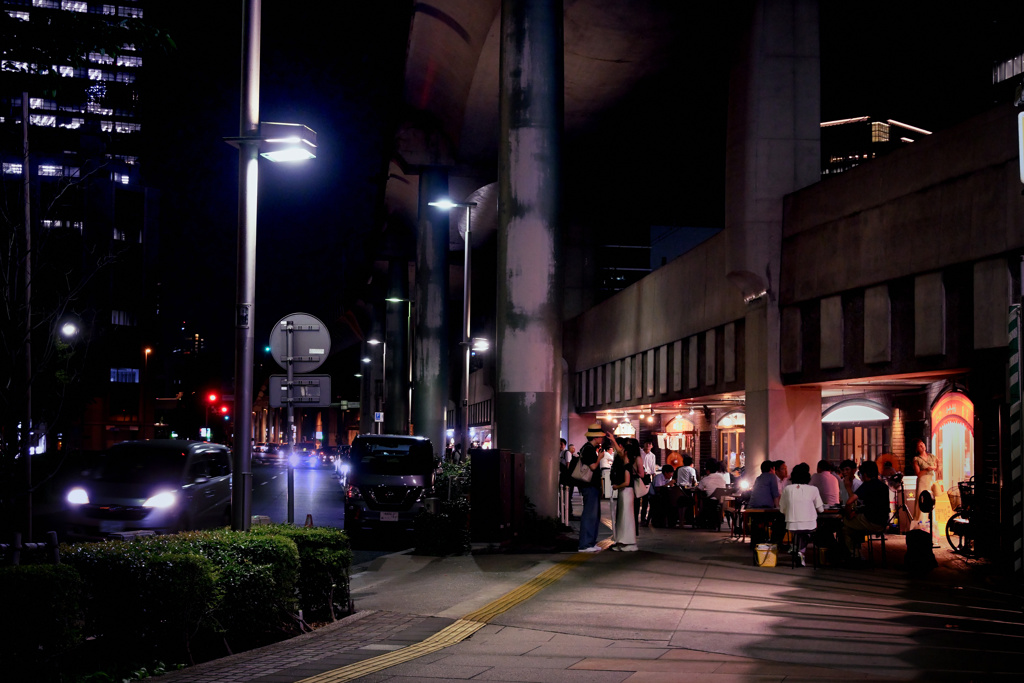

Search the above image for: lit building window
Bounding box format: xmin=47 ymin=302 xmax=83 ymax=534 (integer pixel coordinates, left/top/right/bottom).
xmin=8 ymin=11 xmax=30 ymax=20
xmin=118 ymin=5 xmax=142 ymax=18
xmin=116 ymin=72 xmax=136 ymax=84
xmin=3 ymin=163 xmax=23 ymax=175
xmin=33 ymin=1 xmax=60 ymax=9
xmin=111 ymin=310 xmax=137 ymax=326
xmin=100 ymin=121 xmax=113 ymax=132
xmin=115 ymin=121 xmax=141 ymax=134
xmin=110 ymin=368 xmax=140 ymax=383
xmin=30 ymin=114 xmax=56 ymax=127
xmin=101 ymin=4 xmax=116 ymax=15
xmin=88 ymin=68 xmax=113 ymax=81
xmin=89 ymin=52 xmax=115 ymax=65
xmin=1 ymin=60 xmax=29 ymax=72
xmin=59 ymin=118 xmax=84 ymax=129
xmin=58 ymin=65 xmax=74 ymax=77
xmin=38 ymin=164 xmax=63 ymax=176
xmin=61 ymin=1 xmax=88 ymax=13
xmin=117 ymin=55 xmax=142 ymax=67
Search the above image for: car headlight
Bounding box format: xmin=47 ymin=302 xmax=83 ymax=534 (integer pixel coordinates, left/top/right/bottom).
xmin=339 ymin=463 xmax=350 ymax=475
xmin=143 ymin=491 xmax=178 ymax=508
xmin=67 ymin=487 xmax=89 ymax=505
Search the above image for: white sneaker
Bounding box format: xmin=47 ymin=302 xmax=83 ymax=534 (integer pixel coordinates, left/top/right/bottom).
xmin=579 ymin=545 xmax=602 ymax=553
xmin=797 ymin=551 xmax=806 ymax=566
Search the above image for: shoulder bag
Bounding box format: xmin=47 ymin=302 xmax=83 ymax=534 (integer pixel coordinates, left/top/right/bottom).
xmin=569 ymin=455 xmax=593 ymax=483
xmin=632 ymin=469 xmax=650 ymax=497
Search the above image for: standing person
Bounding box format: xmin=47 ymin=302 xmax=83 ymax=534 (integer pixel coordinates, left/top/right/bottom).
xmin=638 ymin=440 xmax=657 ymax=527
xmin=576 ymin=423 xmax=605 ymax=553
xmin=779 ymin=463 xmax=824 ymax=566
xmin=608 ymin=434 xmax=639 ymax=551
xmin=558 ymin=438 xmax=577 ymax=519
xmin=913 ymin=438 xmax=938 ymax=523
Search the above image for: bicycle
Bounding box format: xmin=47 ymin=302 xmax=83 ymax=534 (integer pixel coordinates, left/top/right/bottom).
xmin=946 ymin=476 xmax=976 ymax=557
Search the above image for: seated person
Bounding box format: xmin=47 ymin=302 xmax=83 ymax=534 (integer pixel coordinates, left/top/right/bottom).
xmin=748 ymin=461 xmax=781 ymax=509
xmin=837 ymin=459 xmax=862 ymax=505
xmin=696 ymin=460 xmax=729 ymax=499
xmin=694 ymin=460 xmax=729 ymax=529
xmin=810 ymin=460 xmax=840 ymax=506
xmin=653 ymin=463 xmax=676 ymax=488
xmin=841 ymin=460 xmax=890 ymax=561
xmin=676 ymin=455 xmax=698 ymax=488
xmin=650 ymin=464 xmax=683 ymax=527
xmin=779 ymin=463 xmax=824 ymax=566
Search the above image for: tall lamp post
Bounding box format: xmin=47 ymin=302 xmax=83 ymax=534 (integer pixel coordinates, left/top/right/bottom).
xmin=224 ymin=0 xmax=316 ymax=532
xmin=385 ymin=295 xmax=414 ymax=435
xmin=428 ymin=199 xmax=476 ymax=457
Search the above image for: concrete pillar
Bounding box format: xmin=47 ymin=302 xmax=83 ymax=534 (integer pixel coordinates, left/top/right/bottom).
xmin=496 ymin=0 xmax=563 ymax=518
xmin=384 ymin=260 xmax=410 ymax=434
xmin=413 ymin=168 xmax=451 ymax=453
xmin=725 ymin=0 xmax=821 ymax=471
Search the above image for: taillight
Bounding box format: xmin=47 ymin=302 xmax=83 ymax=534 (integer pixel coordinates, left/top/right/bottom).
xmin=346 ymin=485 xmax=362 ymax=500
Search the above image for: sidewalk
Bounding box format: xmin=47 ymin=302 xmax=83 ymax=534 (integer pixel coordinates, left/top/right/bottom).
xmin=158 ymin=501 xmax=1024 ymax=682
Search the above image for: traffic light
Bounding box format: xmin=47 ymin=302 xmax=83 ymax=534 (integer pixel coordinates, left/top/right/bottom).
xmin=207 ymin=392 xmax=218 ymax=403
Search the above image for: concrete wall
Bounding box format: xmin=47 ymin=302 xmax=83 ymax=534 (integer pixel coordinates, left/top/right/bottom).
xmin=782 ymin=105 xmax=1024 ymax=306
xmin=565 ymin=231 xmax=747 ymax=373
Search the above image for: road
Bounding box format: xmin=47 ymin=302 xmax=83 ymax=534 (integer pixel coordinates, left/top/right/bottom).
xmin=250 ymin=464 xmax=406 ymax=565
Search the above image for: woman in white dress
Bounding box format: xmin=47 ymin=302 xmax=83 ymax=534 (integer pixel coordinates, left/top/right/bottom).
xmin=913 ymin=438 xmax=938 ymax=523
xmin=779 ymin=463 xmax=824 ymax=566
xmin=608 ymin=435 xmax=640 ymax=551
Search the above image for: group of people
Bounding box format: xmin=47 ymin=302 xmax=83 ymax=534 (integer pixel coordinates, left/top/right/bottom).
xmin=562 ymin=428 xmax=934 ymax=565
xmin=746 ymin=453 xmax=903 ymax=565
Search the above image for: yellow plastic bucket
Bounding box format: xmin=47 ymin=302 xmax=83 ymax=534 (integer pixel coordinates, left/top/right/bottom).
xmin=755 ymin=543 xmax=777 ymax=567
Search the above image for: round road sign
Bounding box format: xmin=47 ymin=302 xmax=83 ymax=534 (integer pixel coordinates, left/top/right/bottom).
xmin=268 ymin=312 xmax=331 ymax=374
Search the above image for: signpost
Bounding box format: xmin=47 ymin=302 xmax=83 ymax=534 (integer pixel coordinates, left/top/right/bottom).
xmin=269 ymin=313 xmax=330 ymax=523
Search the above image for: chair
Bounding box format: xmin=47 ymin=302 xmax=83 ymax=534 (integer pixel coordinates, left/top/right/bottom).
xmin=865 ymin=529 xmax=887 ymax=567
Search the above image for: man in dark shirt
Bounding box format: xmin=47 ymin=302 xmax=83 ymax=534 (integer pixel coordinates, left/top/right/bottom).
xmin=842 ymin=460 xmax=889 ymax=558
xmin=749 ymin=460 xmax=780 ymax=508
xmin=576 ymin=423 xmax=605 ymax=552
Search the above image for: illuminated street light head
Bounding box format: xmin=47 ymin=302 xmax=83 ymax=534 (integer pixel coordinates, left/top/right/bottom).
xmin=60 ymin=321 xmax=79 ymax=338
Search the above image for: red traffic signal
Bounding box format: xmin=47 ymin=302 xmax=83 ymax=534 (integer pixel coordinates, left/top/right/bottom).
xmin=207 ymin=392 xmax=218 ymax=403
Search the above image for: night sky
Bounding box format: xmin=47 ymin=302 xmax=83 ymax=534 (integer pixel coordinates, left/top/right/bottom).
xmin=135 ymin=1 xmax=1022 ymax=383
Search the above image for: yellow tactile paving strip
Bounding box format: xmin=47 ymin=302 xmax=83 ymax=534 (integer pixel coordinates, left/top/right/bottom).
xmin=295 ymin=538 xmax=613 ymax=683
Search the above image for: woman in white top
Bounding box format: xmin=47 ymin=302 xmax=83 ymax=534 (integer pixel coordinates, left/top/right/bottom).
xmin=779 ymin=463 xmax=824 ymax=566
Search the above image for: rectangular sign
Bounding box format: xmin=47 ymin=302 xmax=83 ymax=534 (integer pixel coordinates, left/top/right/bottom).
xmin=374 ymin=411 xmax=384 ymax=422
xmin=269 ymin=374 xmax=332 ymax=408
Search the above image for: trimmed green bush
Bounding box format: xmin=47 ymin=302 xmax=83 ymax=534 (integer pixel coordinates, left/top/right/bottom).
xmin=0 ymin=563 xmax=84 ymax=679
xmin=414 ymin=497 xmax=471 ymax=556
xmin=249 ymin=524 xmax=353 ymax=621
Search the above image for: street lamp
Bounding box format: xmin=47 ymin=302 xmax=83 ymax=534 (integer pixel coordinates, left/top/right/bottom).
xmin=366 ymin=336 xmax=385 ymax=433
xmin=386 ymin=295 xmax=414 ymax=435
xmin=223 ymin=0 xmax=317 ymax=532
xmin=142 ymin=347 xmax=152 ymax=440
xmin=428 ymin=199 xmax=476 ymax=458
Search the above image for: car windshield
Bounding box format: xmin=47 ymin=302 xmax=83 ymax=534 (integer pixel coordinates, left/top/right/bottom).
xmin=351 ymin=438 xmax=433 ymax=475
xmin=80 ymin=445 xmax=189 ymax=485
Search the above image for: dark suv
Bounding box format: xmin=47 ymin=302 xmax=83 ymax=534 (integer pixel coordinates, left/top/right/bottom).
xmin=343 ymin=434 xmax=435 ymax=536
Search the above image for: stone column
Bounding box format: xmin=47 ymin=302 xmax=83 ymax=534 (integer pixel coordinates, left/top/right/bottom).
xmin=384 ymin=259 xmax=410 ymax=434
xmin=496 ymin=0 xmax=563 ymax=518
xmin=725 ymin=0 xmax=822 ymax=471
xmin=413 ymin=168 xmax=451 ymax=453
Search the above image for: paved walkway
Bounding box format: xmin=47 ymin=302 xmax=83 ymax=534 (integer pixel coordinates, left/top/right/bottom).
xmin=158 ymin=502 xmax=1024 ymax=682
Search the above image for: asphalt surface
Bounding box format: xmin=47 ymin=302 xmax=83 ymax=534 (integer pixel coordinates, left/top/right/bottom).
xmin=154 ymin=498 xmax=1024 ymax=682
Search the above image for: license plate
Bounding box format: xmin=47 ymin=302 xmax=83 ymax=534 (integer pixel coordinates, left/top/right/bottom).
xmin=380 ymin=511 xmax=398 ymax=522
xmin=99 ymin=520 xmax=125 ymax=533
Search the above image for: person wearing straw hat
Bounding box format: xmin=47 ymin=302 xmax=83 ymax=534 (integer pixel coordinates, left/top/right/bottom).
xmin=577 ymin=422 xmax=606 ymax=552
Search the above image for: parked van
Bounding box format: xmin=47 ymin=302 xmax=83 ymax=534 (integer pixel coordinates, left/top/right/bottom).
xmin=343 ymin=434 xmax=436 ymax=537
